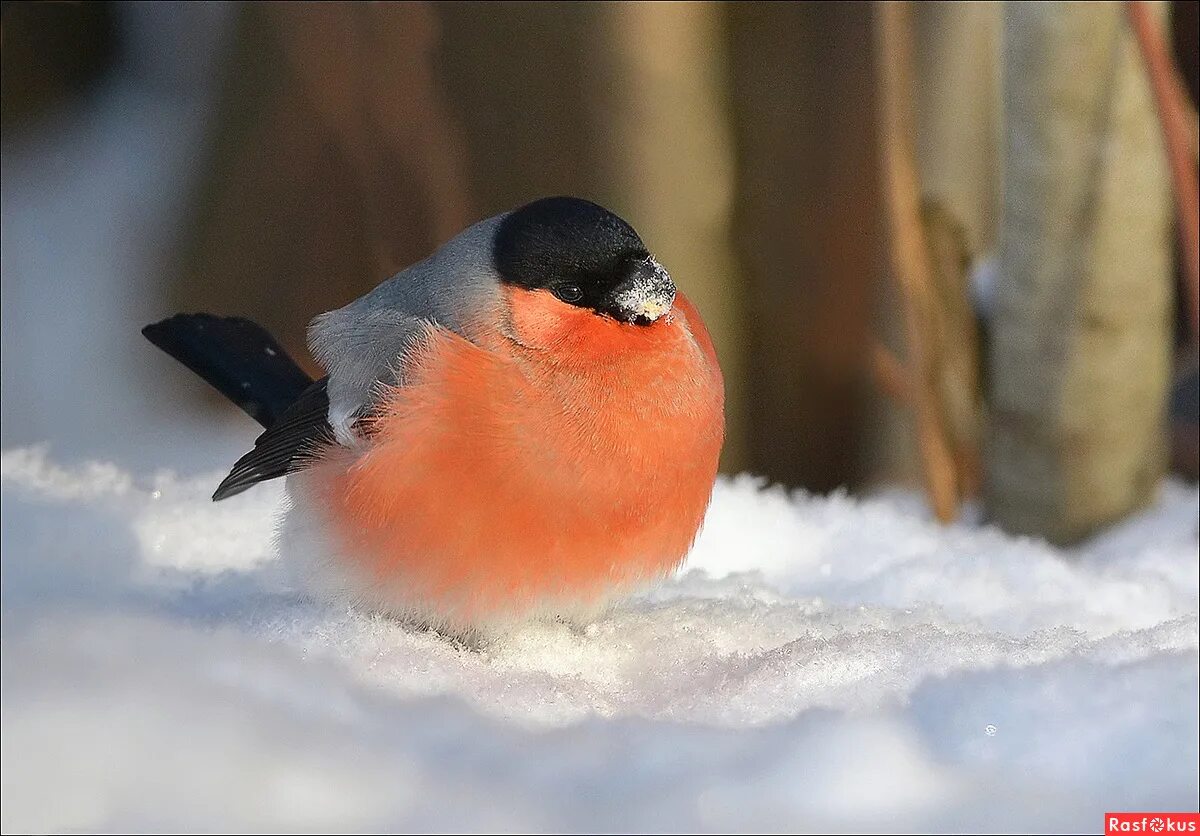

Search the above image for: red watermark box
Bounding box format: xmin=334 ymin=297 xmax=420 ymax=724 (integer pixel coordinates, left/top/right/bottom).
xmin=1106 ymin=813 xmax=1200 ymax=834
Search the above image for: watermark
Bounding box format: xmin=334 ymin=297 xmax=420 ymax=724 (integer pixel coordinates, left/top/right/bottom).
xmin=1106 ymin=813 xmax=1200 ymax=834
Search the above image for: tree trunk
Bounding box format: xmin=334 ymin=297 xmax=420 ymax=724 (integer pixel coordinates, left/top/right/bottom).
xmin=987 ymin=1 xmax=1173 ymax=543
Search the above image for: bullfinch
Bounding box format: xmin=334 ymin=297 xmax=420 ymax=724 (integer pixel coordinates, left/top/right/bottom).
xmin=144 ymin=196 xmax=725 ymax=636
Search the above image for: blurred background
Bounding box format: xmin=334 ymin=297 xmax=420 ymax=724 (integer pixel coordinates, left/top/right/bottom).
xmin=2 ymin=1 xmax=1197 ymax=544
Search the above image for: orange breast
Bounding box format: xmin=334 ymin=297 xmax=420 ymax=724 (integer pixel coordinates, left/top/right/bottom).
xmin=307 ymin=293 xmax=724 ymax=632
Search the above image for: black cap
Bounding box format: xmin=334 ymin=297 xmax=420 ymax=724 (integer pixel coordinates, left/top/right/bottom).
xmin=493 ymin=196 xmax=674 ymax=324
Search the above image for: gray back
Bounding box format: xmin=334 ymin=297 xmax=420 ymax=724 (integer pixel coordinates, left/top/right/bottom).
xmin=307 ymin=214 xmax=504 ymax=443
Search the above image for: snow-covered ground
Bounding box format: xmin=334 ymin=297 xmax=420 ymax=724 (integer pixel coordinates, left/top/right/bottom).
xmin=2 ymin=445 xmax=1196 ymax=833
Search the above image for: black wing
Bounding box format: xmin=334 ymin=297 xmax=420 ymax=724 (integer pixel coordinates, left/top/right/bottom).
xmin=212 ymin=378 xmax=334 ymax=500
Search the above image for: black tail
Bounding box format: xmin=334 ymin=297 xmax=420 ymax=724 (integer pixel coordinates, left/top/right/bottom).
xmin=142 ymin=314 xmax=313 ymax=428
xmin=143 ymin=313 xmax=334 ymax=500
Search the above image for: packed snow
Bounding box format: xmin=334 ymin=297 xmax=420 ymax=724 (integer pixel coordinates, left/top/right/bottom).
xmin=2 ymin=445 xmax=1196 ymax=832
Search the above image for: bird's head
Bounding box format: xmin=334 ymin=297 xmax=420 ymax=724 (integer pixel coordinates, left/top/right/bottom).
xmin=492 ymin=197 xmax=677 ymax=338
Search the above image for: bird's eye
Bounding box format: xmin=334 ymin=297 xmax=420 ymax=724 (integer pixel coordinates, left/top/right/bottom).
xmin=554 ymin=284 xmax=584 ymax=303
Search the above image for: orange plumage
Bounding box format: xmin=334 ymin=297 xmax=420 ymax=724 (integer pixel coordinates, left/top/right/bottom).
xmin=296 ymin=290 xmax=724 ymax=633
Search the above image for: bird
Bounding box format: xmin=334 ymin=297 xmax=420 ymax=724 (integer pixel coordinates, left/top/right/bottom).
xmin=143 ymin=196 xmax=725 ymax=637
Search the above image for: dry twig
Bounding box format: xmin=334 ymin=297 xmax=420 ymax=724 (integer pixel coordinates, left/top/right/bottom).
xmin=873 ymin=1 xmax=960 ymax=522
xmin=871 ymin=342 xmax=913 ymax=406
xmin=1126 ymin=0 xmax=1200 ymax=343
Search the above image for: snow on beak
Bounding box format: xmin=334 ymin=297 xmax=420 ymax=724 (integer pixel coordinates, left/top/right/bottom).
xmin=611 ymin=257 xmax=676 ymax=325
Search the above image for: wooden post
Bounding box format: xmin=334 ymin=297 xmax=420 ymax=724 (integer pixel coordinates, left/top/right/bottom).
xmin=727 ymin=1 xmax=879 ymax=492
xmin=172 ymin=2 xmax=473 ymax=374
xmin=584 ymin=1 xmax=747 ymax=471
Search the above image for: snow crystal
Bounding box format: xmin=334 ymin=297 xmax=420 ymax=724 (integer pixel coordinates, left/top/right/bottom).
xmin=1 ymin=448 xmax=1196 ymax=833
